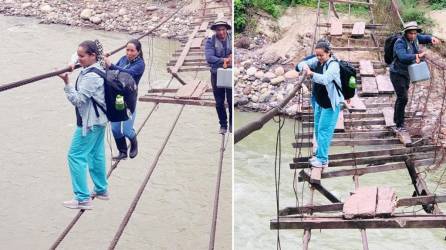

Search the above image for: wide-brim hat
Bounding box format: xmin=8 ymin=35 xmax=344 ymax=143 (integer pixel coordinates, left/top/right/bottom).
xmin=210 ymin=19 xmax=231 ymax=30
xmin=403 ymin=21 xmax=422 ymax=33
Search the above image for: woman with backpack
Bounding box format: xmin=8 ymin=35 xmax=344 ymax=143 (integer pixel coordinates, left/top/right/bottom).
xmin=389 ymin=21 xmax=440 ymax=132
xmin=296 ymin=39 xmax=342 ymax=168
xmin=59 ymin=40 xmax=109 ymax=210
xmin=104 ymin=39 xmax=145 ymax=161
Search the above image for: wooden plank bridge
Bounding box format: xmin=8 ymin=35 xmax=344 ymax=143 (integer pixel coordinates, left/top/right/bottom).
xmin=262 ymin=0 xmax=446 ymax=249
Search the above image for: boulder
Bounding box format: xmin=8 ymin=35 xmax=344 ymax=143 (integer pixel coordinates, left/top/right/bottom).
xmin=270 ymin=76 xmax=285 ymax=85
xmin=80 ymin=9 xmax=93 ymax=20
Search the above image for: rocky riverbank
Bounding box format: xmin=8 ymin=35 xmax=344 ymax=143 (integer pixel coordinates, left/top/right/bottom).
xmin=0 ymin=0 xmax=198 ymax=40
xmin=234 ymin=7 xmax=317 ymax=116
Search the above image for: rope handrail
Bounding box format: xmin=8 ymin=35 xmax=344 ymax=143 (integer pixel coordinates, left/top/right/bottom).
xmin=0 ymin=5 xmax=184 ymax=93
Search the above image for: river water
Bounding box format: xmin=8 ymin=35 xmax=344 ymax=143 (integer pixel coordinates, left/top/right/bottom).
xmin=0 ymin=15 xmax=231 ymax=249
xmin=235 ymin=111 xmax=446 ymax=250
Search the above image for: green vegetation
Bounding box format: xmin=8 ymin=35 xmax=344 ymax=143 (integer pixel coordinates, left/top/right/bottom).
xmin=235 ymin=0 xmax=369 ymax=33
xmin=429 ymin=0 xmax=446 ymax=10
xmin=399 ymin=0 xmax=434 ymax=33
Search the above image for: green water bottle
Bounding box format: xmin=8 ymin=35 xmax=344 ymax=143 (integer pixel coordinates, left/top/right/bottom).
xmin=349 ymin=76 xmax=357 ymax=88
xmin=115 ymin=95 xmax=125 ymax=111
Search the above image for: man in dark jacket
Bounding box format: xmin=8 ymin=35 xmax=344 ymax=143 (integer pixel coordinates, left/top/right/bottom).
xmin=205 ymin=18 xmax=232 ymax=134
xmin=390 ymin=21 xmax=440 ymax=132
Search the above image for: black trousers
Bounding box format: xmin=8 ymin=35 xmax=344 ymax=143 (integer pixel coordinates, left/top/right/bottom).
xmin=390 ymin=72 xmax=410 ymax=127
xmin=211 ymin=72 xmax=232 ymax=129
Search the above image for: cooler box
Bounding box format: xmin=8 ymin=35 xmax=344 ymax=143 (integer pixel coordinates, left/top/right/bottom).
xmin=408 ymin=61 xmax=430 ymax=82
xmin=217 ymin=68 xmax=232 ymax=89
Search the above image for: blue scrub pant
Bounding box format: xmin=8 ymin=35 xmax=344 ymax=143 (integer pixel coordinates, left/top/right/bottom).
xmin=313 ymin=102 xmax=341 ymax=164
xmin=67 ymin=125 xmax=108 ymax=201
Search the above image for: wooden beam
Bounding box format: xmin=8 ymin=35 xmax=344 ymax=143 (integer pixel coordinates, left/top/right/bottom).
xmin=294 ymin=145 xmax=437 ymax=162
xmin=299 ymin=170 xmax=341 ymax=203
xmin=332 ymin=47 xmax=382 ymax=51
xmin=175 ymin=80 xmax=200 ymax=99
xmin=278 ymin=195 xmax=446 ymax=216
xmin=291 ymin=152 xmax=434 ymax=169
xmin=318 ymin=23 xmax=384 ymax=29
xmin=271 ymin=215 xmax=446 ymax=230
xmin=139 ymin=95 xmax=216 ymax=107
xmin=296 ymin=130 xmax=392 ymax=139
xmin=330 ymin=0 xmax=374 ymax=6
xmin=168 ymin=26 xmax=200 ymax=74
xmin=292 ymin=138 xmax=402 ymax=148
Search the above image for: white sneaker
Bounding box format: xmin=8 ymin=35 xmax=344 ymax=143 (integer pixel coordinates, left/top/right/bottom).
xmin=310 ymin=158 xmax=328 ymax=168
xmin=62 ymin=198 xmax=93 ymax=210
xmin=91 ymin=191 xmax=110 ymax=200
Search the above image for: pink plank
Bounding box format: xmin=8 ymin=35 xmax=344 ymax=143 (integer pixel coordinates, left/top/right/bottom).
xmin=343 ymin=187 xmax=377 ymax=219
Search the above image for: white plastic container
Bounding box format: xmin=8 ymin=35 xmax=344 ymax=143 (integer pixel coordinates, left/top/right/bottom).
xmin=408 ymin=61 xmax=430 ymax=82
xmin=217 ymin=68 xmax=233 ymax=89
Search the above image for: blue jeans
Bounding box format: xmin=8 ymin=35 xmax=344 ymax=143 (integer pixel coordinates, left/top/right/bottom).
xmin=313 ymin=102 xmax=341 ymax=164
xmin=67 ymin=126 xmax=108 ymax=201
xmin=111 ymin=111 xmax=136 ymax=139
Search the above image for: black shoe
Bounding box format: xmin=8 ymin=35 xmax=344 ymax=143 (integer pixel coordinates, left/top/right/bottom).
xmin=112 ymin=137 xmax=127 ymax=161
xmin=129 ymin=136 xmax=138 ymax=159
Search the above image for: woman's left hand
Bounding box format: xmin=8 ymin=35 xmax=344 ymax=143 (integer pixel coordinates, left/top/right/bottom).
xmin=58 ymin=72 xmax=69 ymax=85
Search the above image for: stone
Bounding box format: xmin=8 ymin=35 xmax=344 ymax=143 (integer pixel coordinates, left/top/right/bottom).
xmin=259 ymin=92 xmax=271 ymax=103
xmin=264 ymin=72 xmax=276 ymax=79
xmin=262 ymin=52 xmax=279 ymax=64
xmin=274 ymin=66 xmax=285 ymax=76
xmin=40 ymin=4 xmax=52 ymax=13
xmin=151 ymin=16 xmax=160 ymax=22
xmin=80 ymin=9 xmax=93 ymax=20
xmin=286 ymin=104 xmax=300 ymax=115
xmin=243 ymin=86 xmax=252 ymax=95
xmin=241 ymin=60 xmax=252 ymax=69
xmin=118 ymin=8 xmax=127 ymax=16
xmin=284 ymin=69 xmax=299 ymax=79
xmin=90 ymin=16 xmax=102 ymax=24
xmin=270 ymin=76 xmax=285 ymax=85
xmin=254 ymin=71 xmax=264 ymax=79
xmin=251 ymin=95 xmax=259 ymax=103
xmin=21 ymin=3 xmax=32 ymax=9
xmin=234 ymin=67 xmax=241 ymax=77
xmin=302 ymin=84 xmax=310 ymax=95
xmin=146 ymin=5 xmax=158 ymax=11
xmin=236 ymin=96 xmax=249 ymax=106
xmin=246 ymin=67 xmax=257 ymax=76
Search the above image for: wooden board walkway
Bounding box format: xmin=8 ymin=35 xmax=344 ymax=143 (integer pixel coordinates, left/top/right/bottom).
xmin=271 ymin=1 xmax=446 ymax=248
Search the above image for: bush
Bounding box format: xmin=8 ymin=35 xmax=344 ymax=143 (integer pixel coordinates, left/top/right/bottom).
xmin=402 ymin=7 xmax=434 ymax=32
xmin=429 ymin=0 xmax=446 ymax=10
xmin=235 ymin=0 xmax=249 ymax=32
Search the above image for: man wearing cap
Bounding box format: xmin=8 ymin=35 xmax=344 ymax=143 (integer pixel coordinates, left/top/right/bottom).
xmin=205 ymin=18 xmax=232 ymax=134
xmin=390 ymin=21 xmax=440 ymax=132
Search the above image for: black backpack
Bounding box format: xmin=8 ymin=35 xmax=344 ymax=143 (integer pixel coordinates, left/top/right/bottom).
xmin=384 ymin=34 xmax=402 ymax=65
xmin=327 ymin=59 xmax=357 ymax=99
xmin=86 ymin=68 xmax=137 ymax=122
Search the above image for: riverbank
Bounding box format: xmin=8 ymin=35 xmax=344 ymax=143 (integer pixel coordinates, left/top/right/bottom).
xmin=0 ymin=0 xmax=200 ymax=40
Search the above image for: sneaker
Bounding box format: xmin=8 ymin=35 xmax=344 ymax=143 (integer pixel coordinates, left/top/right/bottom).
xmin=91 ymin=191 xmax=110 ymax=200
xmin=397 ymin=127 xmax=407 ymax=132
xmin=219 ymin=127 xmax=227 ymax=134
xmin=308 ymin=156 xmax=317 ymax=163
xmin=62 ymin=198 xmax=93 ymax=210
xmin=310 ymin=158 xmax=328 ymax=168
